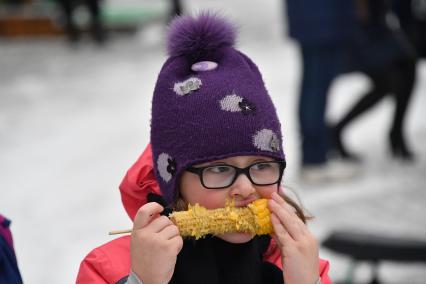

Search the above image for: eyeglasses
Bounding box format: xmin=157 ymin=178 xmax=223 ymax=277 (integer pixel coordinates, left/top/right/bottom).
xmin=186 ymin=160 xmax=286 ymax=189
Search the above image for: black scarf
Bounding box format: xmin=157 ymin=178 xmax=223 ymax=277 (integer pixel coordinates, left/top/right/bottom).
xmin=169 ymin=235 xmax=283 ymax=284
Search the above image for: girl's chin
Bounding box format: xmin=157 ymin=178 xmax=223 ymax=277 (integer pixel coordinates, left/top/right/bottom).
xmin=217 ymin=232 xmax=254 ymax=243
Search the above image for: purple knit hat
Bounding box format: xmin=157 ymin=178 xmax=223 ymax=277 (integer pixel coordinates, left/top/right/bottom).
xmin=150 ymin=12 xmax=285 ymax=204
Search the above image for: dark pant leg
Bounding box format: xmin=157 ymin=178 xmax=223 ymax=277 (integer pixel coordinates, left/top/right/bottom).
xmin=86 ymin=0 xmax=100 ymax=16
xmin=335 ymin=71 xmax=390 ymax=132
xmin=299 ymin=45 xmax=338 ymax=165
xmin=85 ymin=0 xmax=106 ymax=43
xmin=58 ymin=0 xmax=80 ymax=42
xmin=390 ymin=58 xmax=416 ymax=136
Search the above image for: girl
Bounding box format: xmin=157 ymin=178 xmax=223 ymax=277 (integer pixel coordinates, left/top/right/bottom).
xmin=77 ymin=12 xmax=331 ymax=284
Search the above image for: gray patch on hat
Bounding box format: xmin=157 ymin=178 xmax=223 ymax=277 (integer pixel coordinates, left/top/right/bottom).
xmin=253 ymin=129 xmax=280 ymax=152
xmin=157 ymin=153 xmax=173 ymax=182
xmin=173 ymin=77 xmax=202 ymax=96
xmin=219 ymin=93 xmax=243 ymax=112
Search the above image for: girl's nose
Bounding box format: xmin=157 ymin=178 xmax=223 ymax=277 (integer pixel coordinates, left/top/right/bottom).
xmin=229 ymin=174 xmax=256 ymax=198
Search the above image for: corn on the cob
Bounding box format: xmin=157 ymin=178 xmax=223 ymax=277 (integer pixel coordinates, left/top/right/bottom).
xmin=169 ymin=198 xmax=273 ymax=239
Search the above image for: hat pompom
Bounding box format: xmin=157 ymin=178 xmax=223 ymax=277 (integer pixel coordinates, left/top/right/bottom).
xmin=167 ymin=12 xmax=237 ymax=57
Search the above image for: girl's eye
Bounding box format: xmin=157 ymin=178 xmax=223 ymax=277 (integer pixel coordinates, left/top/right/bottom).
xmin=206 ymin=166 xmax=231 ymax=174
xmin=252 ymin=162 xmax=272 ymax=171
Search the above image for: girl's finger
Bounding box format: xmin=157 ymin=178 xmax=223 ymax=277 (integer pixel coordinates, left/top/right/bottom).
xmin=133 ymin=202 xmax=164 ymax=230
xmin=270 ymin=213 xmax=293 ymax=247
xmin=147 ymin=215 xmax=174 ymax=234
xmin=271 ymin=192 xmax=302 ymax=217
xmin=170 ymin=235 xmax=184 ymax=254
xmin=293 ymin=213 xmax=309 ymax=234
xmin=160 ymin=224 xmax=180 ymax=240
xmin=271 ymin=192 xmax=286 ymax=205
xmin=269 ymin=199 xmax=304 ymax=240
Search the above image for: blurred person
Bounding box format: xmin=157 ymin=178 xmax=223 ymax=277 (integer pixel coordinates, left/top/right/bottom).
xmin=76 ymin=13 xmax=331 ymax=284
xmin=284 ymin=0 xmax=361 ymax=182
xmin=393 ymin=0 xmax=426 ymax=58
xmin=56 ymin=0 xmax=107 ymax=45
xmin=0 ymin=214 xmax=23 ymax=284
xmin=331 ymin=0 xmax=417 ymax=162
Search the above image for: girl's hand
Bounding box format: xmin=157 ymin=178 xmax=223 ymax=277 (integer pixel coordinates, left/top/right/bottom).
xmin=130 ymin=202 xmax=183 ymax=284
xmin=268 ymin=192 xmax=319 ymax=284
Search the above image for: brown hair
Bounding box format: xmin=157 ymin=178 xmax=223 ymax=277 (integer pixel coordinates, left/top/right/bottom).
xmin=282 ymin=192 xmax=312 ymax=223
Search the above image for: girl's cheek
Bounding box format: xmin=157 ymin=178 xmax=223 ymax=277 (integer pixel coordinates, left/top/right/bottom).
xmin=194 ymin=190 xmax=229 ymax=209
xmin=256 ymin=186 xmax=277 ymax=199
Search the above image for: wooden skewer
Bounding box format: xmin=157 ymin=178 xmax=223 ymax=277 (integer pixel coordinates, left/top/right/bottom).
xmin=109 ymin=229 xmax=132 ymax=235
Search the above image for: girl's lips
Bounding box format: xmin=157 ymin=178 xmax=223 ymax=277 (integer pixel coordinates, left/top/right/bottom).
xmin=234 ymin=197 xmax=258 ymax=207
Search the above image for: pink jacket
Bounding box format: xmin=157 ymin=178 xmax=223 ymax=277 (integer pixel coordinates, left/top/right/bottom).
xmin=76 ymin=145 xmax=332 ymax=283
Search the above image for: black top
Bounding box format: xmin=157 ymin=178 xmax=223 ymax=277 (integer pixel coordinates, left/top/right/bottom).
xmin=170 ymin=235 xmax=283 ymax=284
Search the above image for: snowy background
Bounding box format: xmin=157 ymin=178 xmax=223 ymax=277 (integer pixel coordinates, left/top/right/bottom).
xmin=1 ymin=0 xmax=426 ymax=283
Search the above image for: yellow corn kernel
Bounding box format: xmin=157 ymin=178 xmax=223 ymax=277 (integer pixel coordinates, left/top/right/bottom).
xmin=169 ymin=198 xmax=273 ymax=239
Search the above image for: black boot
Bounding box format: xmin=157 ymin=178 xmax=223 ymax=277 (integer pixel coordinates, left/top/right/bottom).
xmin=330 ymin=126 xmax=362 ymax=162
xmin=389 ymin=130 xmax=415 ymax=162
xmin=388 ymin=58 xmax=416 ymax=162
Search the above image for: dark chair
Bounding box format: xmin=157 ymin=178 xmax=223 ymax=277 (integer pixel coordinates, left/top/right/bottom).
xmin=322 ymin=230 xmax=426 ymax=284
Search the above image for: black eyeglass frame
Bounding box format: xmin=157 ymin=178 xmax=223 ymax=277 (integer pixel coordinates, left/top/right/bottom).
xmin=186 ymin=160 xmax=286 ymax=189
